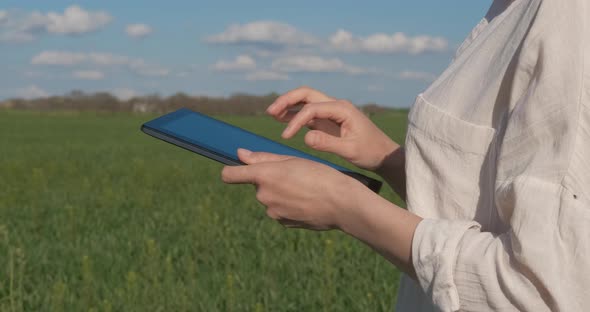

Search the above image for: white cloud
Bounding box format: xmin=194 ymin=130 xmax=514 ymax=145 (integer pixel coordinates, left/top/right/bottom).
xmin=0 ymin=11 xmax=47 ymax=43
xmin=31 ymin=50 xmax=169 ymax=77
xmin=245 ymin=71 xmax=289 ymax=81
xmin=206 ymin=21 xmax=317 ymax=47
xmin=205 ymin=21 xmax=448 ymax=55
xmin=45 ymin=5 xmax=111 ymax=35
xmin=126 ymin=23 xmax=152 ymax=38
xmin=32 ymin=51 xmax=94 ymax=65
xmin=0 ymin=6 xmax=111 ymax=43
xmin=330 ymin=30 xmax=448 ymax=54
xmin=396 ymin=70 xmax=437 ymax=82
xmin=212 ymin=55 xmax=256 ymax=72
xmin=271 ymin=55 xmax=367 ymax=74
xmin=73 ymin=70 xmax=105 ymax=80
xmin=15 ymin=85 xmax=49 ymax=99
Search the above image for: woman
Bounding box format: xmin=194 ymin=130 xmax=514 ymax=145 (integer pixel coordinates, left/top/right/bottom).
xmin=222 ymin=0 xmax=590 ymax=310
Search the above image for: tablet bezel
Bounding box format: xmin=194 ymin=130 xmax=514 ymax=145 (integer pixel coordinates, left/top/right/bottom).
xmin=141 ymin=108 xmax=382 ymax=193
xmin=141 ymin=125 xmax=243 ymax=166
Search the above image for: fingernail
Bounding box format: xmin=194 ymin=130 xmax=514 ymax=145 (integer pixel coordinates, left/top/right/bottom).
xmin=307 ymin=132 xmax=317 ymax=146
xmin=281 ymin=126 xmax=291 ymax=138
xmin=267 ymin=103 xmax=276 ymax=113
xmin=238 ymin=148 xmax=252 ymax=156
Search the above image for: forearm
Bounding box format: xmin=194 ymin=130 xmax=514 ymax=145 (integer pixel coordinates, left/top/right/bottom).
xmin=375 ymin=147 xmax=407 ymax=201
xmin=337 ymin=185 xmax=422 ymax=278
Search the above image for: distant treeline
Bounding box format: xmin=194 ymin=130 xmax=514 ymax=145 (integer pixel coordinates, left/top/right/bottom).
xmin=0 ymin=90 xmax=405 ymax=115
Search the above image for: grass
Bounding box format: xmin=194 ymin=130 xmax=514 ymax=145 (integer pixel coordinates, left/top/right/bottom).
xmin=0 ymin=109 xmax=408 ymax=311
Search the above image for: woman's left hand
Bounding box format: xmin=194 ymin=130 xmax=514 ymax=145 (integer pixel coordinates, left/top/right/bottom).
xmin=222 ymin=148 xmax=422 ymax=277
xmin=221 ymin=148 xmax=368 ymax=230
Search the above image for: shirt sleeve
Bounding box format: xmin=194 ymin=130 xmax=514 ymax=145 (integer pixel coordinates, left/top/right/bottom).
xmin=413 ymin=175 xmax=590 ymax=312
xmin=410 ymin=1 xmax=590 ymax=310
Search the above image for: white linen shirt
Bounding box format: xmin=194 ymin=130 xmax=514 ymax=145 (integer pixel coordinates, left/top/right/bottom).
xmin=396 ymin=0 xmax=590 ymax=311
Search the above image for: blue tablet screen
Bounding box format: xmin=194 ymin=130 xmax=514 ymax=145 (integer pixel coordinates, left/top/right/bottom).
xmin=143 ymin=108 xmax=350 ymax=172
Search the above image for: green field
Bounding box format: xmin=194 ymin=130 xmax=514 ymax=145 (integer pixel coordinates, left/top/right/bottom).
xmin=0 ymin=109 xmax=408 ymax=311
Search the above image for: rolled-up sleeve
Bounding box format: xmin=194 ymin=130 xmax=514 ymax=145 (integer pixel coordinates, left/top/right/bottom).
xmin=412 ymin=176 xmax=590 ymax=312
xmin=412 ymin=218 xmax=480 ymax=311
xmin=398 ymin=0 xmax=590 ymax=310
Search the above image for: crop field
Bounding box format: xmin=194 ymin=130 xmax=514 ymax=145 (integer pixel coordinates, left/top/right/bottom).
xmin=0 ymin=109 xmax=408 ymax=311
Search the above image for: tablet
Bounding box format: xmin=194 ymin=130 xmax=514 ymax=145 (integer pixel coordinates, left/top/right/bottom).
xmin=141 ymin=108 xmax=382 ymax=193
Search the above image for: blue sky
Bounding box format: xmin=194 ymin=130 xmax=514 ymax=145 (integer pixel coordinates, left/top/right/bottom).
xmin=0 ymin=1 xmax=490 ymax=107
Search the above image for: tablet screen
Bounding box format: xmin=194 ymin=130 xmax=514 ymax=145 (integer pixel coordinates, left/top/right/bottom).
xmin=144 ymin=108 xmax=350 ymax=171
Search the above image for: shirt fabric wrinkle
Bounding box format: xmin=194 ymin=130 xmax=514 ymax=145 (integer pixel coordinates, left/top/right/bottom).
xmin=395 ymin=0 xmax=590 ymax=311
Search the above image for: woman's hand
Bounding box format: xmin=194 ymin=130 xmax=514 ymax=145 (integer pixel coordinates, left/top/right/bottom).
xmin=221 ymin=149 xmax=370 ymax=230
xmin=221 ymin=148 xmax=422 ymax=277
xmin=267 ymin=86 xmax=399 ymax=172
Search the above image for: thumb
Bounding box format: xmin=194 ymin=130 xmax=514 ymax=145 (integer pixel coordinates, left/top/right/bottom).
xmin=304 ymin=130 xmax=350 ymax=156
xmin=237 ymin=148 xmax=292 ymax=165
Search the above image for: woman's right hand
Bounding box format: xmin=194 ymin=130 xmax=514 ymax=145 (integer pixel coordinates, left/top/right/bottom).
xmin=266 ymin=86 xmax=400 ymax=172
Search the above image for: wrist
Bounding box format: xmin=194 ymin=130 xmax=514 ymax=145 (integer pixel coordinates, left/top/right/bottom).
xmin=336 ymin=184 xmax=422 ymax=276
xmin=332 ymin=175 xmax=375 ymax=232
xmin=375 ymin=146 xmax=405 ymax=176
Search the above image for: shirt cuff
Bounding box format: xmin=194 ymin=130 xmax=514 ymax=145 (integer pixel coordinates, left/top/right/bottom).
xmin=412 ymin=218 xmax=481 ymax=311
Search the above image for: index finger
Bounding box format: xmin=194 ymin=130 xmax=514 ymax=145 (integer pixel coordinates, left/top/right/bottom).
xmin=281 ymin=101 xmax=349 ymax=139
xmin=267 ymin=87 xmax=335 ymax=118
